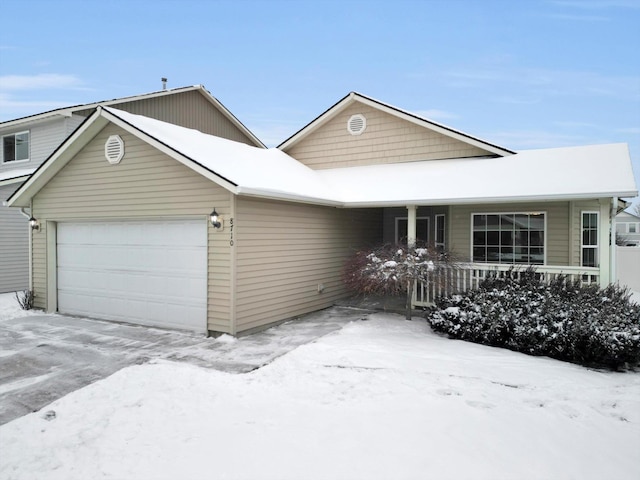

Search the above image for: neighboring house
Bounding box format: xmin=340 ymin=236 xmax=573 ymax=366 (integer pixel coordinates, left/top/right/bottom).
xmin=0 ymin=85 xmax=264 ymax=293
xmin=616 ymin=210 xmax=640 ymax=246
xmin=6 ymin=92 xmax=638 ymax=336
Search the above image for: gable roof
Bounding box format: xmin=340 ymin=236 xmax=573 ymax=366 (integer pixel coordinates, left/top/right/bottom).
xmin=278 ymin=91 xmax=515 ymax=157
xmin=0 ymin=84 xmax=265 ymax=148
xmin=7 ymin=107 xmax=637 ymax=209
xmin=7 ymin=107 xmax=341 ymax=208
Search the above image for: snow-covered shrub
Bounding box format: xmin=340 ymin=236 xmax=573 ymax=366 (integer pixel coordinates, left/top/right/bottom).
xmin=343 ymin=243 xmax=459 ymax=319
xmin=15 ymin=290 xmax=34 ymax=310
xmin=427 ymin=269 xmax=640 ymax=370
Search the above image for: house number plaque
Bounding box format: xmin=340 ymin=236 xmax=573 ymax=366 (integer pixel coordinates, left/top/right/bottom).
xmin=229 ymin=218 xmax=234 ymax=246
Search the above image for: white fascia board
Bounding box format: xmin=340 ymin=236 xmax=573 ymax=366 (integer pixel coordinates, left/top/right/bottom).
xmin=236 ymin=186 xmax=343 ymax=207
xmin=0 ymin=175 xmax=30 ymax=187
xmin=278 ymin=93 xmax=355 ymax=151
xmin=6 ymin=111 xmax=109 ymax=208
xmin=102 ymin=109 xmax=240 ymax=194
xmin=353 ymin=94 xmax=513 ymax=157
xmin=341 ymin=191 xmax=639 ymax=209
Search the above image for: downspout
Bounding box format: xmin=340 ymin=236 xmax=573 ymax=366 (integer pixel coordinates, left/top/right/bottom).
xmin=610 ymin=197 xmax=617 ymax=284
xmin=19 ymin=206 xmax=33 ymax=291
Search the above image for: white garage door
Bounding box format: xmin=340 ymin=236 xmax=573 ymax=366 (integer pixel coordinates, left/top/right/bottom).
xmin=57 ymin=219 xmax=207 ymax=333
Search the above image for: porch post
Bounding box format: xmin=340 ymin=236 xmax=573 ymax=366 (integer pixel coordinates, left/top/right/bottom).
xmin=406 ymin=205 xmax=417 ymax=247
xmin=610 ymin=197 xmax=617 ymax=284
xmin=599 ymin=198 xmax=610 ymax=287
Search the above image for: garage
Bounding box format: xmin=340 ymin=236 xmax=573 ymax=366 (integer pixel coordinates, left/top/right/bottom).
xmin=57 ymin=219 xmax=207 ymax=333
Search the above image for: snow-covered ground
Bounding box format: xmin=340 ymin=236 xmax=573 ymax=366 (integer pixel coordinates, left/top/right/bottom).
xmin=1 ymin=299 xmax=639 ymax=479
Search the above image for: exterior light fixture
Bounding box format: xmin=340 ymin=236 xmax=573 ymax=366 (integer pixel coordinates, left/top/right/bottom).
xmin=209 ymin=208 xmax=221 ymax=229
xmin=29 ymin=216 xmax=40 ymax=232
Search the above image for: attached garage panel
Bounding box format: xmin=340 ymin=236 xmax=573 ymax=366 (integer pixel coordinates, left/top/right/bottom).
xmin=57 ymin=219 xmax=207 ymax=332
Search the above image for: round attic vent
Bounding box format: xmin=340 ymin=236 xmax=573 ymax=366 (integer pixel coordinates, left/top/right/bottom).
xmin=347 ymin=114 xmax=366 ymax=136
xmin=105 ymin=135 xmax=124 ymax=164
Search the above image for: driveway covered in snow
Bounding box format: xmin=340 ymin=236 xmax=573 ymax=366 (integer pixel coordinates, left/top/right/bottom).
xmin=0 ymin=294 xmax=364 ymax=425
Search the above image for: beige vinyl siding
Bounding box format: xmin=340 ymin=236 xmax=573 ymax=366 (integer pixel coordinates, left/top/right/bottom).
xmin=75 ymin=90 xmax=256 ymax=146
xmin=0 ymin=184 xmax=29 ymax=293
xmin=234 ymin=198 xmax=381 ymax=333
xmin=31 ymin=123 xmax=233 ymax=332
xmin=449 ymin=202 xmax=570 ymax=266
xmin=284 ymin=102 xmax=494 ymax=169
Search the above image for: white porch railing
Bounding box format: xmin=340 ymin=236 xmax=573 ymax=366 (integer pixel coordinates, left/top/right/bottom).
xmin=414 ymin=263 xmax=601 ymax=307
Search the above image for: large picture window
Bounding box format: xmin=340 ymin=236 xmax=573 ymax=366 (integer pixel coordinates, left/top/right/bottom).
xmin=2 ymin=131 xmax=29 ymax=163
xmin=472 ymin=213 xmax=545 ymax=264
xmin=581 ymin=212 xmax=598 ymax=267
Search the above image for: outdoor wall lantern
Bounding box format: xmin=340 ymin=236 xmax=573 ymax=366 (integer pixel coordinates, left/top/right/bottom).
xmin=209 ymin=208 xmax=221 ymax=229
xmin=29 ymin=216 xmax=40 ymax=232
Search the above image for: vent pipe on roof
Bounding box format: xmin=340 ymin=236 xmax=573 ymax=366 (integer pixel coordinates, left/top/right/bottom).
xmin=161 ymin=77 xmax=167 ymax=90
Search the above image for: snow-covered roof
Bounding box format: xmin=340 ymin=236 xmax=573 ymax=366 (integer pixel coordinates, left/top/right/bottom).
xmin=317 ymin=143 xmax=638 ymax=207
xmin=0 ymin=167 xmax=36 ymax=187
xmin=7 ymin=107 xmax=638 ymax=208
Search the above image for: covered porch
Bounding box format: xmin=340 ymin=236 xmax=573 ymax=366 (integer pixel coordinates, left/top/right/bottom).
xmin=378 ymin=199 xmax=616 ymax=308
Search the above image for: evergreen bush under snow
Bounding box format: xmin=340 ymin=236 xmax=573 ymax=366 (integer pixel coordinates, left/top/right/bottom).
xmin=426 ymin=269 xmax=640 ymax=370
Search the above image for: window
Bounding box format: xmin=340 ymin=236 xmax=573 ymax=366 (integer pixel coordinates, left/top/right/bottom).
xmin=2 ymin=131 xmax=29 ymax=163
xmin=435 ymin=214 xmax=445 ymax=251
xmin=472 ymin=213 xmax=545 ymax=264
xmin=396 ymin=217 xmax=429 ymax=245
xmin=581 ymin=212 xmax=598 ymax=267
xmin=629 ymin=223 xmax=637 ymax=234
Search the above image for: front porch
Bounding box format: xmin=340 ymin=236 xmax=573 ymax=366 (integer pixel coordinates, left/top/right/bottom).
xmin=413 ymin=263 xmax=600 ymax=307
xmin=376 ymin=199 xmax=616 ymax=308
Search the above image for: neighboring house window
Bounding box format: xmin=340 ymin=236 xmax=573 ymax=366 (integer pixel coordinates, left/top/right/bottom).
xmin=396 ymin=217 xmax=429 ymax=245
xmin=581 ymin=212 xmax=599 ymax=267
xmin=629 ymin=223 xmax=637 ymax=234
xmin=2 ymin=131 xmax=29 ymax=162
xmin=435 ymin=214 xmax=445 ymax=251
xmin=472 ymin=213 xmax=545 ymax=264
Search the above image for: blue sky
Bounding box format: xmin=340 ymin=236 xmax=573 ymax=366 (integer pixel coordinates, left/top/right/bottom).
xmin=1 ymin=0 xmax=639 ymax=204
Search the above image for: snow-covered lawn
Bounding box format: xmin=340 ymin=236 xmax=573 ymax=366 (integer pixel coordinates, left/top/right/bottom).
xmin=1 ymin=310 xmax=639 ymax=480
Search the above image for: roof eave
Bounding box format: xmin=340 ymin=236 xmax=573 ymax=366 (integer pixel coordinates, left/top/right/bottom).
xmin=6 ymin=111 xmax=109 ymax=208
xmin=341 ymin=191 xmax=639 ymax=209
xmin=0 ymin=174 xmax=31 ymax=188
xmin=236 ymin=186 xmax=344 ymax=207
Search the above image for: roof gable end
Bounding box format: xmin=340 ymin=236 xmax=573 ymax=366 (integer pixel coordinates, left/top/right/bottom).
xmin=278 ymin=91 xmax=514 ymax=157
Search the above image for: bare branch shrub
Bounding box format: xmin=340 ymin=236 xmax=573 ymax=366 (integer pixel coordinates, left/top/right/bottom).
xmin=15 ymin=290 xmax=34 ymax=310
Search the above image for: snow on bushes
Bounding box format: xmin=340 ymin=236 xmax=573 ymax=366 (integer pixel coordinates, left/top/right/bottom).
xmin=343 ymin=243 xmax=457 ymax=319
xmin=426 ymin=269 xmax=640 ymax=370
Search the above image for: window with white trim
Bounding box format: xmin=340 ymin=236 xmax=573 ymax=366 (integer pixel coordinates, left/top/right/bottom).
xmin=581 ymin=212 xmax=599 ymax=267
xmin=629 ymin=223 xmax=637 ymax=234
xmin=396 ymin=217 xmax=429 ymax=245
xmin=472 ymin=213 xmax=545 ymax=264
xmin=435 ymin=214 xmax=445 ymax=251
xmin=2 ymin=131 xmax=30 ymax=163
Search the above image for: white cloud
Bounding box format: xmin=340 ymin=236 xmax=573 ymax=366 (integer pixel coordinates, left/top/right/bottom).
xmin=0 ymin=73 xmax=82 ymax=91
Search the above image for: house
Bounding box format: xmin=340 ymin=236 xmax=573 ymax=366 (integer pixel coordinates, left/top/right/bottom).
xmin=0 ymin=85 xmax=264 ymax=293
xmin=616 ymin=210 xmax=640 ymax=247
xmin=6 ymin=92 xmax=638 ymax=336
